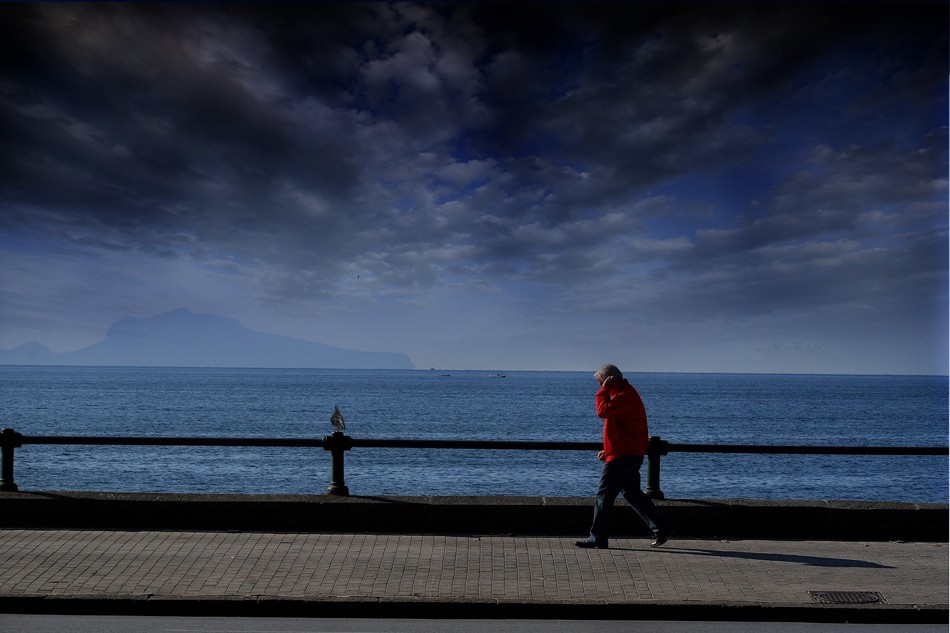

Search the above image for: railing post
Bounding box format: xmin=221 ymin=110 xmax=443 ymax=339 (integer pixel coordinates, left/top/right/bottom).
xmin=1 ymin=428 xmax=23 ymax=492
xmin=322 ymin=431 xmax=353 ymax=496
xmin=645 ymin=435 xmax=669 ymax=500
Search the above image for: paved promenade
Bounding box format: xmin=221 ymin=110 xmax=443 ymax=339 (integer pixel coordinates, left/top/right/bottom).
xmin=0 ymin=529 xmax=945 ymax=622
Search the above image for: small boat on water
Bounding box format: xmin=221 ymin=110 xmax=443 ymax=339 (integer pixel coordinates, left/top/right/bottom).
xmin=490 ymin=372 xmax=506 ymax=378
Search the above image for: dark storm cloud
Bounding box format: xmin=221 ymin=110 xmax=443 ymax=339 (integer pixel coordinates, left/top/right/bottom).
xmin=1 ymin=2 xmax=946 ymax=330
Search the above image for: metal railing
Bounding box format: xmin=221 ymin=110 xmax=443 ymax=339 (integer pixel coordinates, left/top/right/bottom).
xmin=1 ymin=427 xmax=946 ymax=498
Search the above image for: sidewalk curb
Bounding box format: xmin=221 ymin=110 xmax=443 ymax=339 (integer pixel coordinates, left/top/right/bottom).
xmin=0 ymin=594 xmax=945 ymax=623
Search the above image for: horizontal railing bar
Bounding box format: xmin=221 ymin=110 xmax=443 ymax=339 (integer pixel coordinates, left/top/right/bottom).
xmin=667 ymin=443 xmax=948 ymax=456
xmin=13 ymin=435 xmax=948 ymax=455
xmin=356 ymin=440 xmax=949 ymax=454
xmin=21 ymin=436 xmax=324 ymax=448
xmin=352 ymin=439 xmax=602 ymax=450
xmin=4 ymin=428 xmax=948 ymax=496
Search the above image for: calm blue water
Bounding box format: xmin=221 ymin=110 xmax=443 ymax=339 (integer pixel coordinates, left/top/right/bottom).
xmin=1 ymin=367 xmax=947 ymax=503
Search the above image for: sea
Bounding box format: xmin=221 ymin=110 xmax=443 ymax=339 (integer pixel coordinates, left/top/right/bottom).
xmin=1 ymin=367 xmax=947 ymax=503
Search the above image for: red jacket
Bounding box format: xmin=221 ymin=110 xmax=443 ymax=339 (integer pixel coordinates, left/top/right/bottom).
xmin=596 ymin=378 xmax=649 ymax=461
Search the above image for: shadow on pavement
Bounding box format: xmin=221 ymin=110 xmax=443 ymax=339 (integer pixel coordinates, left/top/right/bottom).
xmin=605 ymin=545 xmax=893 ymax=568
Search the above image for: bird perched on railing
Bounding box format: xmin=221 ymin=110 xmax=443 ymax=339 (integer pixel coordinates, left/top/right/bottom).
xmin=330 ymin=405 xmax=346 ymax=432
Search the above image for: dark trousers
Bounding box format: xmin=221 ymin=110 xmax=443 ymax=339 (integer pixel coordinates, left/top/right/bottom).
xmin=589 ymin=455 xmax=669 ymax=540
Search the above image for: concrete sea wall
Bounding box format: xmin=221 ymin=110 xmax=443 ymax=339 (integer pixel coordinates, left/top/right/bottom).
xmin=1 ymin=492 xmax=946 ymax=541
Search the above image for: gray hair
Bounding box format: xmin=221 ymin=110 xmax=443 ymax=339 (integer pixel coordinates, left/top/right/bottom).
xmin=594 ymin=364 xmax=623 ymax=384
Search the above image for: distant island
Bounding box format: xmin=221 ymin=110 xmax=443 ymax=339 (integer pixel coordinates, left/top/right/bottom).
xmin=0 ymin=308 xmax=415 ymax=370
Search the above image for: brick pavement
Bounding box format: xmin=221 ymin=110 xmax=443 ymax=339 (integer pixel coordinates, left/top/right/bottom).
xmin=0 ymin=529 xmax=945 ymax=621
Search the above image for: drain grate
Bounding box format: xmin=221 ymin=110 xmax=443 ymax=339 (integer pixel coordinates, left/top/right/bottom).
xmin=809 ymin=591 xmax=885 ymax=604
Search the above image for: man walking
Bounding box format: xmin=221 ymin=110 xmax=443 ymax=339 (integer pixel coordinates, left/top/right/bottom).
xmin=575 ymin=364 xmax=674 ymax=549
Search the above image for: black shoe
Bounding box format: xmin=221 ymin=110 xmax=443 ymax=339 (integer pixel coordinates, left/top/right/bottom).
xmin=574 ymin=538 xmax=609 ymax=549
xmin=651 ymin=528 xmax=674 ymax=548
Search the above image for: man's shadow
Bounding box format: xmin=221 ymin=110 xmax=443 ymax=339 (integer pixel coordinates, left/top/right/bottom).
xmin=607 ymin=545 xmax=892 ymax=568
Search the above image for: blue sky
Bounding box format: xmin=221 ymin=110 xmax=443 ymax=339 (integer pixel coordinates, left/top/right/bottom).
xmin=1 ymin=2 xmax=947 ymax=374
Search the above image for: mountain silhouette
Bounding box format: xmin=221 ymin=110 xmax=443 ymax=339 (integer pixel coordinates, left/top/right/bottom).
xmin=0 ymin=308 xmax=414 ymax=369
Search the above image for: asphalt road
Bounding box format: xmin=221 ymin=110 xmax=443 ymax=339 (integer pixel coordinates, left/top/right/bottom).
xmin=0 ymin=616 xmax=947 ymax=633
